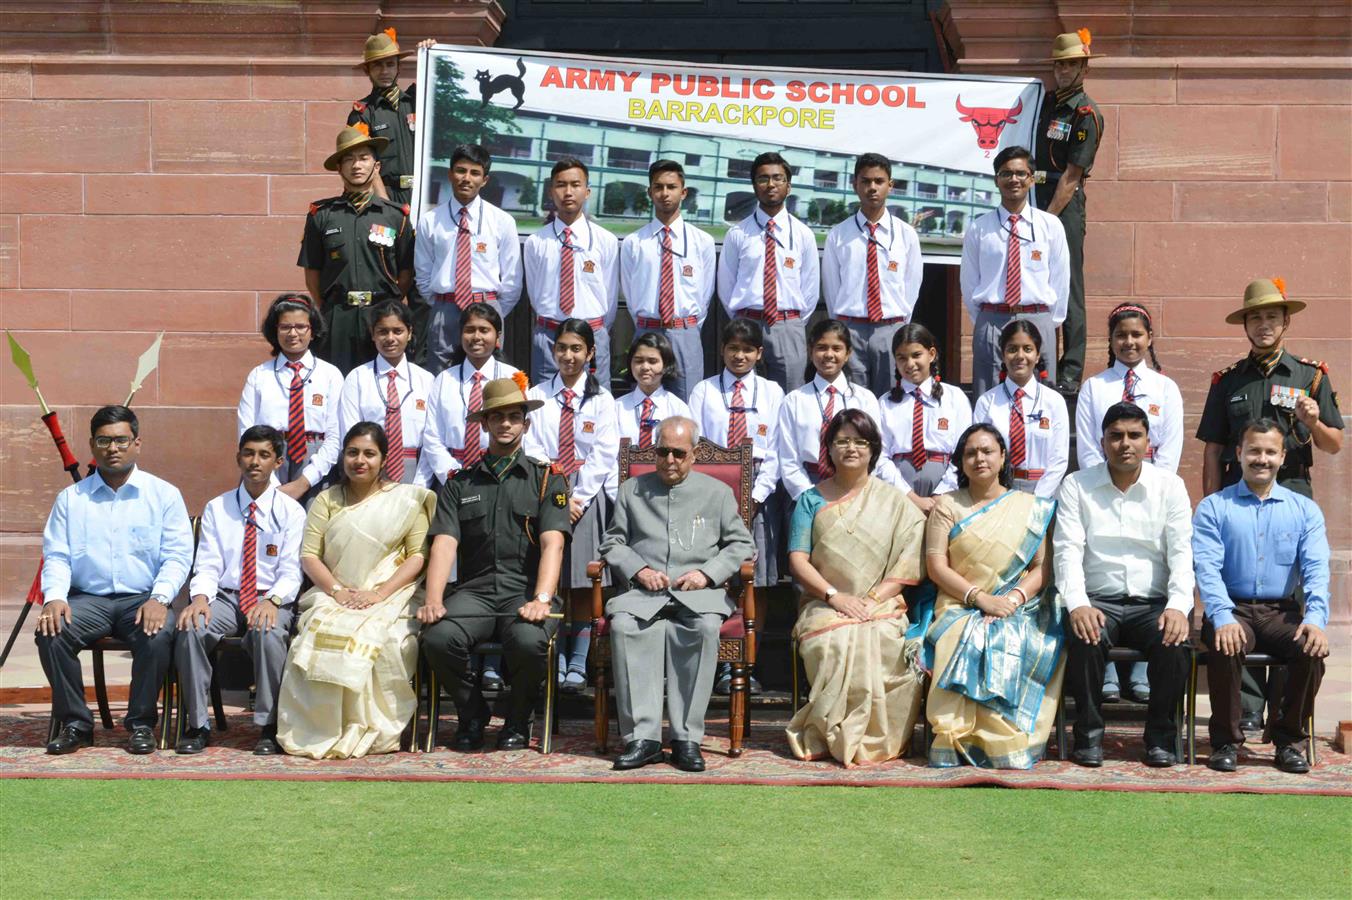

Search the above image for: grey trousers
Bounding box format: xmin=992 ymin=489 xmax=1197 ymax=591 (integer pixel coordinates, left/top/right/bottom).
xmin=972 ymin=308 xmax=1056 ymax=398
xmin=174 ymin=593 xmax=294 ymax=729
xmin=610 ymin=605 xmax=723 ymax=744
xmin=745 ymin=315 xmax=807 ymax=392
xmin=532 ymin=322 xmax=612 ymax=386
xmin=844 ymin=319 xmax=906 ymax=398
xmin=635 ymin=324 xmax=703 ymax=401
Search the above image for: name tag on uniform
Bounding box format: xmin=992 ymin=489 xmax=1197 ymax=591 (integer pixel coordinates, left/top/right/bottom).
xmin=460 ymin=495 xmax=481 ymax=505
xmin=324 ymin=228 xmax=342 ymax=236
xmin=372 ymin=123 xmax=389 ymax=131
xmin=265 ymin=544 xmax=279 ymax=557
xmin=368 ymin=224 xmax=396 ymax=247
xmin=312 ymin=393 xmax=324 ymax=406
xmin=1270 ymin=384 xmax=1308 ymax=409
xmin=1046 ymin=119 xmax=1071 ymax=141
xmin=887 ymin=261 xmax=898 ymax=272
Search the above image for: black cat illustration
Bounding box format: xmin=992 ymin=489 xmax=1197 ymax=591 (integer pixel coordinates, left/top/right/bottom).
xmin=476 ymin=57 xmax=527 ymax=109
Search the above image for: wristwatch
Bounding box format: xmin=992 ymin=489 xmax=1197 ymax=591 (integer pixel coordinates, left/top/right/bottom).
xmin=267 ymin=596 xmax=283 ymax=609
xmin=534 ymin=592 xmax=552 ymax=605
xmin=823 ymin=586 xmax=839 ymax=602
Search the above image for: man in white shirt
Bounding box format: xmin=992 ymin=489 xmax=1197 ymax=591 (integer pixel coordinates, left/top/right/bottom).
xmin=620 ymin=159 xmax=716 ymax=400
xmin=960 ymin=145 xmax=1069 ymax=397
xmin=174 ymin=426 xmax=306 ymax=756
xmin=523 ymin=157 xmax=620 ymax=383
xmin=414 ymin=144 xmax=524 ymax=375
xmin=822 ymin=153 xmax=924 ymax=396
xmin=717 ymin=152 xmax=820 ymax=392
xmin=1053 ymin=401 xmax=1194 ymax=768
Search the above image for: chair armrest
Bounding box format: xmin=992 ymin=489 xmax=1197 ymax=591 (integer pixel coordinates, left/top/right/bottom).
xmin=587 ymin=560 xmax=605 ymax=621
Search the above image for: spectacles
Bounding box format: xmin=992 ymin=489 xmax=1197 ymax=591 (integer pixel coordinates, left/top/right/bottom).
xmin=831 ymin=438 xmax=872 ymax=450
xmin=655 ymin=446 xmax=689 ymax=460
xmin=277 ymin=324 xmax=312 ymax=334
xmin=753 ymin=174 xmax=788 ymax=186
xmin=996 ymin=170 xmax=1032 ymax=181
xmin=94 ymin=436 xmax=134 ymax=449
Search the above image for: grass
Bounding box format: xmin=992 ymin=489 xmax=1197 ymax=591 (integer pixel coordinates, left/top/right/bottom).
xmin=2 ymin=781 xmax=1349 ymax=898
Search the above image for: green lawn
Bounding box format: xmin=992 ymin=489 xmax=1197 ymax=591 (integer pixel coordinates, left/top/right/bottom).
xmin=2 ymin=781 xmax=1348 ymax=898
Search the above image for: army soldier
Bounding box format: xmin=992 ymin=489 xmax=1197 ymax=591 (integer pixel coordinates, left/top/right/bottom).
xmin=348 ymin=28 xmax=417 ymax=205
xmin=1035 ymin=28 xmax=1104 ymax=395
xmin=298 ymin=124 xmax=414 ymax=375
xmin=417 ymin=376 xmax=571 ymax=751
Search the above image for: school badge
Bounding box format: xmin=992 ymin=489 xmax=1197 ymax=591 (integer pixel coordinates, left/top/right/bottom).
xmin=582 ymin=260 xmax=596 ymax=274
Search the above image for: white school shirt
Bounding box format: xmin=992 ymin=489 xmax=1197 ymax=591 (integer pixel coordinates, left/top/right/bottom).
xmin=822 ymin=211 xmax=923 ymax=321
xmin=236 ymin=351 xmax=344 ymax=487
xmin=606 ymin=386 xmax=693 ymax=500
xmin=523 ymin=215 xmax=620 ymax=324
xmin=959 ymin=203 xmax=1069 ymax=325
xmin=337 ymin=355 xmax=435 ymax=486
xmin=414 ymin=194 xmax=524 ymax=316
xmin=877 ymin=377 xmax=971 ymax=495
xmin=522 ymin=375 xmax=618 ymax=508
xmin=421 ymin=356 xmax=520 ymax=483
xmin=189 ymin=483 xmax=306 ymax=606
xmin=620 ymin=216 xmax=717 ymax=323
xmin=688 ymin=369 xmax=785 ymax=505
xmin=972 ymin=378 xmax=1070 ymax=498
xmin=776 ymin=373 xmax=899 ymax=500
xmin=716 ymin=208 xmax=820 ymax=316
xmin=1075 ymin=361 xmax=1185 ymax=473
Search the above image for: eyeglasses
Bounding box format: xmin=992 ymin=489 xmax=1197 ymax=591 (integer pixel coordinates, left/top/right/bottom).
xmin=831 ymin=438 xmax=872 ymax=450
xmin=654 ymin=447 xmax=689 ymax=460
xmin=93 ymin=436 xmax=134 ymax=449
xmin=996 ymin=170 xmax=1032 ymax=181
xmin=277 ymin=324 xmax=312 ymax=334
xmin=753 ymin=174 xmax=788 ymax=186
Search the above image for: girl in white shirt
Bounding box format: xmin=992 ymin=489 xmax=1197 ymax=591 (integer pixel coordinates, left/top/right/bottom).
xmin=879 ymin=323 xmax=972 ymax=511
xmin=608 ymin=332 xmax=692 ymax=501
xmin=972 ymin=318 xmax=1070 ymax=498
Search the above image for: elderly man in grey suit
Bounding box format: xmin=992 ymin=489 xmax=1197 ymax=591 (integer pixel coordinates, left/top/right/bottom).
xmin=600 ymin=416 xmax=754 ymax=772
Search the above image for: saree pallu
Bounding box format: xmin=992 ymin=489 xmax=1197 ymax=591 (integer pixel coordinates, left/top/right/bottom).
xmin=278 ymin=484 xmax=434 ymax=759
xmin=786 ymin=478 xmax=926 ymax=767
xmin=925 ymin=490 xmax=1062 ymax=769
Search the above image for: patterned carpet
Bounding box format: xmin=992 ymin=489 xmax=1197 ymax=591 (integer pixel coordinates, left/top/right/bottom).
xmin=2 ymin=708 xmax=1348 ymax=795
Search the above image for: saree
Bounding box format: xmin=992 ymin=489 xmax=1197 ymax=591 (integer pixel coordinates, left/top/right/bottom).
xmin=786 ymin=477 xmax=927 ymax=767
xmin=925 ymin=489 xmax=1062 ymax=769
xmin=277 ymin=483 xmax=435 ymax=759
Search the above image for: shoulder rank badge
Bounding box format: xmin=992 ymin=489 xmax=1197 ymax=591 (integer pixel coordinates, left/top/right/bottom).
xmin=553 ymin=491 xmax=568 ymax=509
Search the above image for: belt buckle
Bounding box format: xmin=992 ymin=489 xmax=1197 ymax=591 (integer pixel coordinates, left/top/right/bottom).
xmin=398 ymin=175 xmax=413 ymax=189
xmin=346 ymin=291 xmax=373 ymax=306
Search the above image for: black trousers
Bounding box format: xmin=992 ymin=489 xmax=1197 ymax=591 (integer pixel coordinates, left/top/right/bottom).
xmin=1065 ymin=596 xmax=1189 ymax=751
xmin=418 ymin=590 xmax=558 ymax=727
xmin=35 ymin=591 xmax=174 ymax=731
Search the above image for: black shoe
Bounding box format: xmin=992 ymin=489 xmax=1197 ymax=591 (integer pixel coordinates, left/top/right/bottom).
xmin=1274 ymin=744 xmax=1310 ymax=774
xmin=1208 ymin=744 xmax=1238 ymax=772
xmin=1071 ymin=746 xmax=1103 ymax=768
xmin=1126 ymin=684 xmax=1151 ymax=704
xmin=46 ymin=723 xmax=93 ymax=755
xmin=748 ymin=676 xmax=763 ymax=696
xmin=1055 ymin=380 xmax=1080 ymax=397
xmin=670 ymin=740 xmax=706 ymax=772
xmin=1239 ymin=714 xmax=1263 ymax=735
xmin=453 ymin=712 xmax=488 ymax=752
xmin=496 ymin=722 xmax=531 ymax=751
xmin=480 ymin=670 xmax=504 ymax=692
xmin=613 ymin=739 xmax=666 ymax=771
xmin=127 ymin=725 xmax=157 ymax=755
xmin=1144 ymin=746 xmax=1177 ymax=768
xmin=254 ymin=725 xmax=282 ymax=756
xmin=174 ymin=726 xmax=210 ymax=755
xmin=713 ymin=672 xmax=731 ymax=696
xmin=1102 ymin=688 xmax=1121 ymax=704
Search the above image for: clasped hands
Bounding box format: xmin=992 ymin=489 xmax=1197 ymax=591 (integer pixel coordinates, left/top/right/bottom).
xmin=635 ymin=566 xmax=710 ymax=592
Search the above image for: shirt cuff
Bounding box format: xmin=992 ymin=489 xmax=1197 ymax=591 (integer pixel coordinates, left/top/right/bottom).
xmin=151 ymin=582 xmax=177 ymax=604
xmin=1165 ymin=595 xmax=1193 ymax=616
xmin=1301 ymin=611 xmax=1328 ymax=631
xmin=1061 ymin=592 xmax=1089 ymax=612
xmin=42 ymin=596 xmax=68 ymax=607
xmin=1209 ymin=608 xmax=1237 ymax=629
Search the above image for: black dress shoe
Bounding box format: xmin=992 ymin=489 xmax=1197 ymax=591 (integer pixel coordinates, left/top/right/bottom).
xmin=496 ymin=723 xmax=531 ymax=751
xmin=1144 ymin=746 xmax=1177 ymax=768
xmin=454 ymin=716 xmax=487 ymax=751
xmin=174 ymin=727 xmax=210 ymax=755
xmin=1274 ymin=744 xmax=1310 ymax=774
xmin=1126 ymin=684 xmax=1151 ymax=704
xmin=1208 ymin=743 xmax=1238 ymax=772
xmin=1102 ymin=688 xmax=1121 ymax=704
xmin=1071 ymin=746 xmax=1103 ymax=768
xmin=46 ymin=723 xmax=93 ymax=755
xmin=613 ymin=739 xmax=665 ymax=771
xmin=127 ymin=725 xmax=157 ymax=755
xmin=670 ymin=740 xmax=706 ymax=772
xmin=254 ymin=725 xmax=282 ymax=756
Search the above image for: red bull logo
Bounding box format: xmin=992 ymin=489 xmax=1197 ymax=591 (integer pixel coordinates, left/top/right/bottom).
xmin=955 ymin=96 xmax=1024 ymax=152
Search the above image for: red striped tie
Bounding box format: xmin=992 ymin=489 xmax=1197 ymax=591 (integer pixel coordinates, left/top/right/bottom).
xmin=1009 ymin=387 xmax=1027 ymax=469
xmin=559 ymin=227 xmax=575 ymax=316
xmin=558 ymin=388 xmax=581 ymax=475
xmin=865 ymin=222 xmax=883 ymax=323
xmin=762 ymin=220 xmax=779 ymax=325
xmin=383 ymin=369 xmax=405 ymax=482
xmin=1122 ymin=369 xmax=1138 ymax=402
xmin=727 ymin=379 xmax=747 ymax=449
xmin=638 ymin=397 xmax=655 ymax=449
xmin=817 ymin=386 xmax=836 ymax=473
xmin=1003 ymin=213 xmax=1022 ymax=306
xmin=454 ymin=206 xmax=473 ymax=309
xmin=658 ymin=226 xmax=676 ymax=324
xmin=239 ymin=502 xmax=258 ymax=614
xmin=285 ymin=361 xmax=306 ymax=466
xmin=909 ymin=387 xmax=927 ymax=470
xmin=462 ymin=371 xmax=485 ymax=468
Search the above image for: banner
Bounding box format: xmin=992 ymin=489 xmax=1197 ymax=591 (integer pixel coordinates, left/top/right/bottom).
xmin=413 ymin=47 xmax=1043 ymax=259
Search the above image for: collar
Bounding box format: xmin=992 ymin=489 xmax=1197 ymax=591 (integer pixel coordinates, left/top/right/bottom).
xmin=754 ymin=207 xmax=790 ymax=233
xmin=1085 ymin=461 xmax=1153 ymax=494
xmin=630 ymin=385 xmax=668 ymax=405
xmin=450 ymin=195 xmax=482 ymax=222
xmin=857 ymin=210 xmax=892 ymax=235
xmin=1054 ymin=84 xmax=1085 ymax=106
xmin=812 ymin=372 xmax=851 ymax=395
xmin=1247 ymin=347 xmax=1290 ymax=375
xmin=1235 ymin=479 xmax=1289 ymax=504
xmin=234 ymin=482 xmax=277 ymax=514
xmin=483 ymin=448 xmax=524 ymax=481
xmin=87 ymin=465 xmax=145 ymax=497
xmin=551 ymin=214 xmax=591 ymax=242
xmin=908 ymin=377 xmax=935 ymax=400
xmin=277 ymin=351 xmax=315 ymax=372
xmin=723 ymin=368 xmax=752 ymax=387
xmin=374 ymin=355 xmax=409 ymax=380
xmin=1111 ymin=359 xmax=1149 ymax=379
xmin=998 ymin=202 xmax=1031 ymax=225
xmin=551 ymin=373 xmax=586 ymax=397
xmin=650 ymin=215 xmax=684 ymax=234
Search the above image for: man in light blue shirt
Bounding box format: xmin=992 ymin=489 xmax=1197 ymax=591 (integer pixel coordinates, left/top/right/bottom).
xmin=35 ymin=406 xmax=193 ymax=755
xmin=1194 ymin=418 xmax=1330 ymax=775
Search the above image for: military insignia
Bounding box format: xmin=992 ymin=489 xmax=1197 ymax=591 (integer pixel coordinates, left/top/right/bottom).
xmin=312 ymin=393 xmax=324 ymax=406
xmin=551 ymin=462 xmax=567 ymax=476
xmin=937 ymin=417 xmax=949 ymax=431
xmin=1076 ymin=130 xmax=1087 ymax=141
xmin=1039 ymin=417 xmax=1050 ymax=430
xmin=475 ymin=242 xmax=487 ymax=253
xmin=406 ymin=112 xmax=416 ymax=131
xmin=1046 ymin=119 xmax=1071 ymax=141
xmin=682 ymin=264 xmax=694 ymax=277
xmin=1299 ymin=356 xmax=1329 ymax=374
xmin=1031 ymin=249 xmax=1043 ymax=261
xmin=887 ymin=261 xmax=898 ymax=272
xmin=552 ymin=492 xmax=567 ymax=509
xmin=582 ymin=421 xmax=594 ymax=433
xmin=308 ymin=202 xmax=320 ymax=216
xmin=265 ymin=544 xmax=278 ymax=557
xmin=371 ymin=122 xmax=389 ymax=131
xmin=368 ymin=223 xmax=396 ymax=247
xmin=757 ymin=423 xmax=768 ymax=437
xmin=415 ymin=399 xmax=426 ymax=411
xmin=784 ymin=257 xmax=795 ymax=269
xmin=582 ymin=260 xmax=596 ymax=274
xmin=352 ymin=100 xmax=366 ymax=112
xmin=329 ymin=250 xmax=342 ymax=260
xmin=1270 ymin=385 xmax=1308 ymax=410
xmin=401 ymin=204 xmax=410 ymax=217
xmin=1149 ymin=404 xmax=1161 ymax=416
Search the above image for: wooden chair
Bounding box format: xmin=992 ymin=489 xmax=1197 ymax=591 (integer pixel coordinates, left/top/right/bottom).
xmin=586 ymin=437 xmax=757 ymax=756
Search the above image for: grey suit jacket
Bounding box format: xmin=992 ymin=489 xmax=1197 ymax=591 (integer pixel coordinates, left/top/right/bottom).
xmin=601 ymin=471 xmax=754 ymax=620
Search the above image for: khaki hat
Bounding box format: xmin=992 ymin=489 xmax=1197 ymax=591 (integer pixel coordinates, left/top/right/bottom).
xmin=357 ymin=27 xmax=413 ymax=69
xmin=466 ymin=375 xmax=544 ymax=423
xmin=1048 ymin=28 xmax=1101 ymax=61
xmin=1226 ymin=277 xmax=1305 ymax=325
xmin=324 ymin=123 xmax=390 ymax=171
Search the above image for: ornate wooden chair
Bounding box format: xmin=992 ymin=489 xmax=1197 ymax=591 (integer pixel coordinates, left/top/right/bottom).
xmin=586 ymin=436 xmax=756 ymax=756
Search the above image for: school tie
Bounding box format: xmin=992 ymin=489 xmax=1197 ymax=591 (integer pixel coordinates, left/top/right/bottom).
xmin=727 ymin=379 xmax=747 ymax=449
xmin=239 ymin=502 xmax=258 ymax=615
xmin=559 ymin=227 xmax=575 ymax=316
xmin=462 ymin=371 xmax=485 ymax=469
xmin=1122 ymin=368 xmax=1138 ymax=403
xmin=817 ymin=385 xmax=836 ymax=473
xmin=865 ymin=222 xmax=883 ymax=323
xmin=658 ymin=226 xmax=676 ymax=324
xmin=285 ymin=361 xmax=307 ymax=466
xmin=383 ymin=369 xmax=405 ymax=482
xmin=454 ymin=206 xmax=473 ymax=308
xmin=909 ymin=387 xmax=927 ymax=470
xmin=1009 ymin=388 xmax=1027 ymax=469
xmin=638 ymin=397 xmax=656 ymax=449
xmin=558 ymin=388 xmax=581 ymax=475
xmin=1003 ymin=213 xmax=1022 ymax=306
xmin=762 ymin=220 xmax=780 ymax=325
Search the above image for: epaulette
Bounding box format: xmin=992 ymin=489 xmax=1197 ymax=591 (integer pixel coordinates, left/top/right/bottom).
xmin=1076 ymin=104 xmax=1096 ymax=115
xmin=1299 ymin=356 xmax=1329 ymax=374
xmin=352 ymin=100 xmax=366 ymax=112
xmin=1211 ymin=360 xmax=1240 ymax=385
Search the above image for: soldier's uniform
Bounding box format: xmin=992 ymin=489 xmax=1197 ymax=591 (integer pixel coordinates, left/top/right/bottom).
xmin=349 ymin=87 xmax=417 ymax=206
xmin=1035 ymin=30 xmax=1104 ymax=392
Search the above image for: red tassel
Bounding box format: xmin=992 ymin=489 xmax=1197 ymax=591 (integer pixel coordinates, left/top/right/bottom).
xmin=26 ymin=566 xmax=43 ymax=606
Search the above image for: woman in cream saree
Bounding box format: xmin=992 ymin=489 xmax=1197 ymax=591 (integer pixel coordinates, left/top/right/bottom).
xmin=277 ymin=423 xmax=435 ymax=759
xmin=786 ymin=410 xmax=927 ymax=767
xmin=924 ymin=423 xmax=1062 ymax=769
